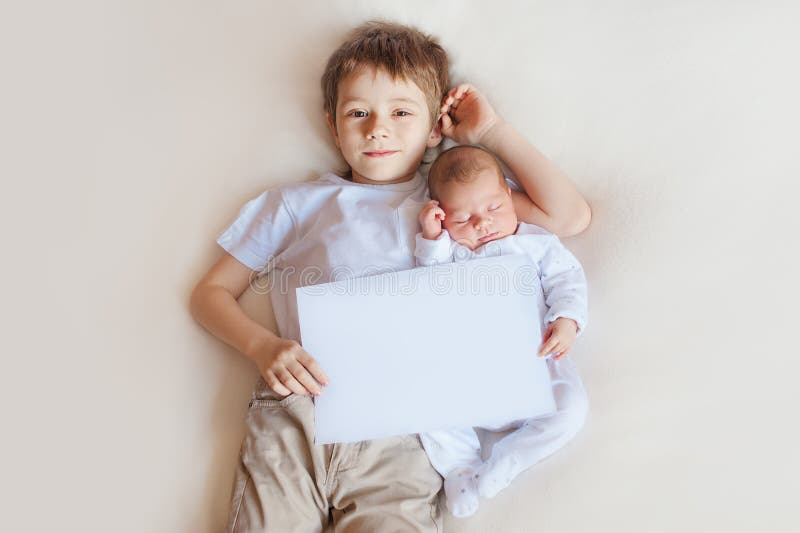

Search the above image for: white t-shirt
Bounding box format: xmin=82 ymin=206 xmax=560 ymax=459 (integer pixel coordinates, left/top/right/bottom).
xmin=217 ymin=172 xmax=428 ymax=342
xmin=413 ymin=223 xmax=588 ymax=333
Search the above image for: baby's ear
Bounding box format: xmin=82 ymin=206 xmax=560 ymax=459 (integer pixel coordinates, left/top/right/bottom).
xmin=426 ymin=122 xmax=443 ymax=148
xmin=325 ymin=113 xmax=340 ymax=148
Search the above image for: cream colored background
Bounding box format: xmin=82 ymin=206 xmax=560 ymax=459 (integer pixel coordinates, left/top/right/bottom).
xmin=2 ymin=1 xmax=799 ymax=532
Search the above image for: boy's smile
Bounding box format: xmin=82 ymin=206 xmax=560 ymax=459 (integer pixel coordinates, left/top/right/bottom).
xmin=363 ymin=150 xmax=399 ymax=158
xmin=327 ymin=66 xmax=442 ymax=185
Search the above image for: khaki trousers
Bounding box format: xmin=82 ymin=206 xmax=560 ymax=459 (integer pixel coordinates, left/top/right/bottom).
xmin=226 ymin=379 xmax=443 ymax=533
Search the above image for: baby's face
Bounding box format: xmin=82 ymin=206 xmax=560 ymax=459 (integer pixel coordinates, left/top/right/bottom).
xmin=438 ymin=170 xmax=518 ymax=250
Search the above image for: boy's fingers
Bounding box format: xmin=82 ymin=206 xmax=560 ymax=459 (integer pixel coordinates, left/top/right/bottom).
xmin=439 ymin=113 xmax=455 ymax=136
xmin=276 ymin=369 xmax=310 ymax=396
xmin=443 ymin=86 xmax=467 ymax=111
xmin=290 ymin=362 xmax=323 ymax=396
xmin=454 ymin=85 xmax=471 ymax=104
xmin=452 ymin=83 xmax=471 ymax=99
xmin=264 ymin=370 xmax=292 ymax=396
xmin=297 ymin=352 xmax=329 ymax=387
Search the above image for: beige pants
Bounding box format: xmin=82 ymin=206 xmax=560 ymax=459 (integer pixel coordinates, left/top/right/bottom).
xmin=226 ymin=379 xmax=443 ymax=533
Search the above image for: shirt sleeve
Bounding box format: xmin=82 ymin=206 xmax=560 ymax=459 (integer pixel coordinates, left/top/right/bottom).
xmin=216 ymin=189 xmax=297 ymax=273
xmin=414 ymin=230 xmax=455 ymax=266
xmin=539 ymin=236 xmax=589 ymax=334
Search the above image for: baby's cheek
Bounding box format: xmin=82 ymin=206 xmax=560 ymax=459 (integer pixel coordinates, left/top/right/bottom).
xmin=443 ymin=223 xmax=461 ymax=239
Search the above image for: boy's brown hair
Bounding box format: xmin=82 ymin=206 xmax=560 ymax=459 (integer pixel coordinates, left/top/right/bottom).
xmin=428 ymin=145 xmax=506 ymax=201
xmin=321 ymin=21 xmax=450 ymax=128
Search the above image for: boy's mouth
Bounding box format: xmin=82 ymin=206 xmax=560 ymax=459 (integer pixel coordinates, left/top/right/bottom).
xmin=363 ymin=150 xmax=398 ymax=158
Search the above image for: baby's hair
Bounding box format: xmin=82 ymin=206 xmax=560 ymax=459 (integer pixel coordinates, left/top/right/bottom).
xmin=428 ymin=145 xmax=505 ymax=201
xmin=321 ymin=21 xmax=450 ymax=128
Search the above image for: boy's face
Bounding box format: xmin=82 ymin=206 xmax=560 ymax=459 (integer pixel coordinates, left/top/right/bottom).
xmin=438 ymin=169 xmax=518 ymax=250
xmin=327 ymin=66 xmax=441 ymax=185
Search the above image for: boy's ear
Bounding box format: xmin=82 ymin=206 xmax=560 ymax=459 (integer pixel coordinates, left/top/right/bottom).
xmin=325 ymin=113 xmax=340 ymax=148
xmin=426 ymin=122 xmax=443 ymax=148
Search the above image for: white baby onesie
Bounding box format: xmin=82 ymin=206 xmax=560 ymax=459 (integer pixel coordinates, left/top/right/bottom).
xmin=415 ymin=223 xmax=589 ymax=518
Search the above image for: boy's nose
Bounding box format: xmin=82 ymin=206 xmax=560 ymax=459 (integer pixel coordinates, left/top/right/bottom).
xmin=365 ymin=115 xmax=390 ymax=139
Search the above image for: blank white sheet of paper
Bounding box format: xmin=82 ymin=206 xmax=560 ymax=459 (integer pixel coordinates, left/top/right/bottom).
xmin=296 ymin=254 xmax=556 ymax=445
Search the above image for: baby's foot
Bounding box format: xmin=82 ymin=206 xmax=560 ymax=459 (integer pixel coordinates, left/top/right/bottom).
xmin=477 ymin=454 xmax=522 ymax=499
xmin=443 ymin=466 xmax=480 ymax=518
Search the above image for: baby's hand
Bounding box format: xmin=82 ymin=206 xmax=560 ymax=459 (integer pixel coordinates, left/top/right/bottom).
xmin=537 ymin=318 xmax=578 ymax=360
xmin=419 ymin=199 xmax=446 ymax=240
xmin=439 ymin=84 xmax=501 ymax=145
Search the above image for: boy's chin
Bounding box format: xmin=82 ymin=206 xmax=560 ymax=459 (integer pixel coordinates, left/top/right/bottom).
xmin=351 ymin=168 xmax=417 ymax=184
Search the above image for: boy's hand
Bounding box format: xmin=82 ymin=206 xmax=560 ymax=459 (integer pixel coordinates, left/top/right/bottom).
xmin=537 ymin=318 xmax=578 ymax=360
xmin=249 ymin=335 xmax=329 ymax=397
xmin=419 ymin=199 xmax=446 ymax=240
xmin=439 ymin=84 xmax=502 ymax=145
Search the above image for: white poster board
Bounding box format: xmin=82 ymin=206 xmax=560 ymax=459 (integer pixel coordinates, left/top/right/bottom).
xmin=296 ymin=254 xmax=556 ymax=444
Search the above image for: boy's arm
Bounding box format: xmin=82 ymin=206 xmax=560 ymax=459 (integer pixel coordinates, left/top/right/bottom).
xmin=189 ymin=252 xmax=328 ymax=397
xmin=439 ymin=84 xmax=591 ymax=237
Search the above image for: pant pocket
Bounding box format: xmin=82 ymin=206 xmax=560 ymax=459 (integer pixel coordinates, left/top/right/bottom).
xmin=248 ymin=393 xmax=300 ymax=409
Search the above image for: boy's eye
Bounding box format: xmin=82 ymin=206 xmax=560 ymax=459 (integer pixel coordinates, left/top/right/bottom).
xmin=348 ymin=110 xmax=367 ymax=118
xmin=488 ymin=204 xmax=501 ymax=211
xmin=394 ymin=110 xmax=411 ymax=117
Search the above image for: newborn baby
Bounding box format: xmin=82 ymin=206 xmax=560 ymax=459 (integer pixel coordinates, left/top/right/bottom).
xmin=415 ymin=145 xmax=589 ymax=518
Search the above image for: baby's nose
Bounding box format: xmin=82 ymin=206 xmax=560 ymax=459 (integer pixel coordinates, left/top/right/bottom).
xmin=475 ymin=216 xmax=492 ymax=230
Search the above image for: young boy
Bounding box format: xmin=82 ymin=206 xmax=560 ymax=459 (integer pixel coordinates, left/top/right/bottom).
xmin=415 ymin=145 xmax=589 ymax=518
xmin=189 ymin=21 xmax=591 ymax=532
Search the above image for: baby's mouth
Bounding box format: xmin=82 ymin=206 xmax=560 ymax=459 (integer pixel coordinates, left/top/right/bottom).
xmin=478 ymin=231 xmax=499 ymax=243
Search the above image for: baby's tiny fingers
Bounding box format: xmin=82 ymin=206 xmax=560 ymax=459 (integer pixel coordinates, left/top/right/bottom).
xmin=548 ymin=340 xmax=564 ymax=357
xmin=538 ymin=339 xmax=556 ymax=356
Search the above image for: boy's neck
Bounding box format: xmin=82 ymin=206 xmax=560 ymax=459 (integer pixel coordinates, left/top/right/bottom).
xmin=350 ymin=171 xmax=418 ymax=185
